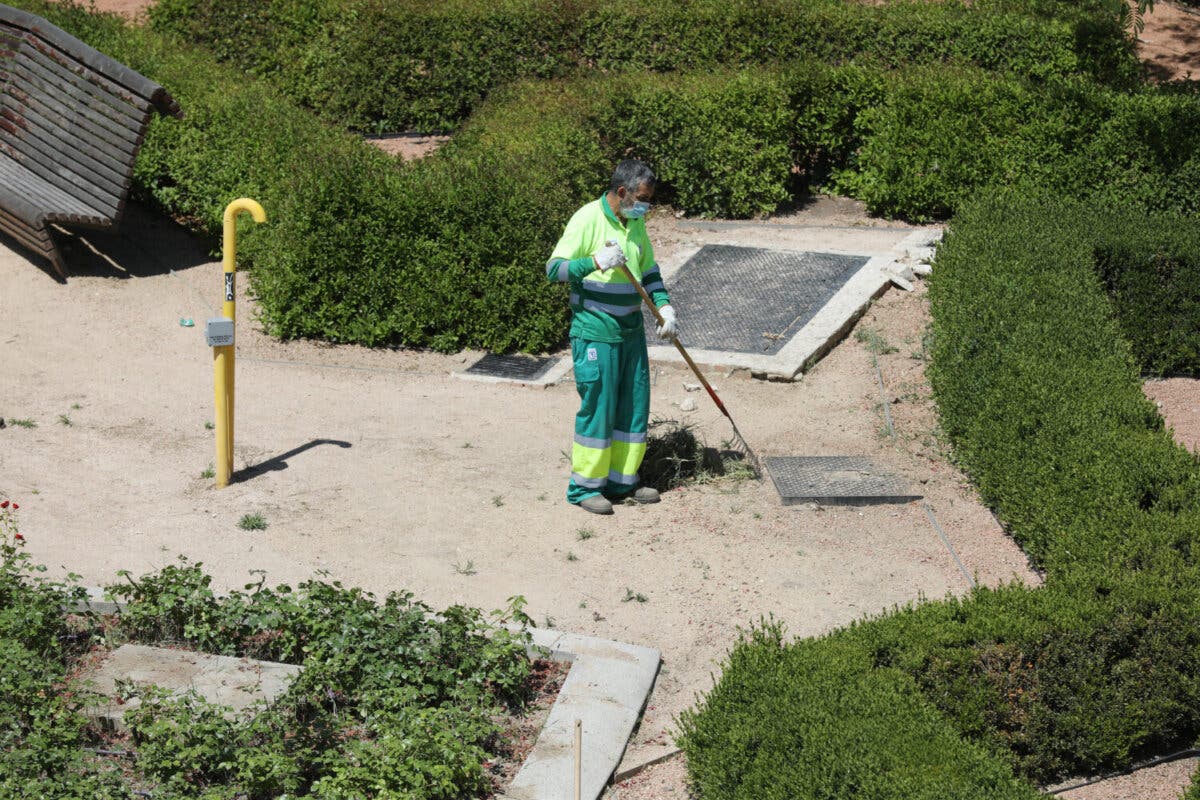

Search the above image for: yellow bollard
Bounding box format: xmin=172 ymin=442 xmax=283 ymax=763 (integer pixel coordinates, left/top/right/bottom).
xmin=213 ymin=198 xmax=266 ymax=488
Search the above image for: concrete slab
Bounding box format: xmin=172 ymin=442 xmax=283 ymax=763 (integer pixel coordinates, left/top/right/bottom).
xmin=647 ymin=253 xmax=893 ymax=380
xmin=503 ymin=628 xmax=661 ymax=800
xmin=644 ymin=224 xmax=944 ymax=381
xmin=642 ymin=246 xmax=871 ymax=356
xmin=76 ymin=643 xmax=302 ymax=731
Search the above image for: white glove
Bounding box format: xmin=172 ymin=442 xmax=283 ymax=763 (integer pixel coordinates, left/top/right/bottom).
xmin=593 ymin=240 xmax=626 ymax=272
xmin=656 ymin=305 xmax=678 ymax=339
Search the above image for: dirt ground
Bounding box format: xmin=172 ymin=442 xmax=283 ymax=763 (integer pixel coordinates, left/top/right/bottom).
xmin=1139 ymin=1 xmax=1200 ymax=82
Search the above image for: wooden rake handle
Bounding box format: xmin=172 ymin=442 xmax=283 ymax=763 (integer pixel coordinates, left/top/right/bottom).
xmin=614 ymin=262 xmax=731 ymax=420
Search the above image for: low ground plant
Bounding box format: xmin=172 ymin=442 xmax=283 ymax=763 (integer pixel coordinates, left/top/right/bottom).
xmin=0 ymin=493 xmax=543 ymax=799
xmin=640 ymin=417 xmax=753 ymax=492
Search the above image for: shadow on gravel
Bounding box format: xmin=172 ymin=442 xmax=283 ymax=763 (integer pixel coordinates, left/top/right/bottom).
xmin=48 ymin=201 xmax=214 ymax=281
xmin=234 ymin=438 xmax=353 ymax=483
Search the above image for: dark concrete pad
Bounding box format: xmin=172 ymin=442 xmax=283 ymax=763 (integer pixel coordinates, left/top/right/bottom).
xmin=644 ymin=245 xmax=869 ymax=355
xmin=766 ymin=456 xmax=921 ymax=506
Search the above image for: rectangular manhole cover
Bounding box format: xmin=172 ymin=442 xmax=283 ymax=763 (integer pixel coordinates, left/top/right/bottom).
xmin=645 ymin=245 xmax=869 ymax=355
xmin=464 ymin=353 xmax=556 ymax=381
xmin=766 ymin=456 xmax=921 ymax=505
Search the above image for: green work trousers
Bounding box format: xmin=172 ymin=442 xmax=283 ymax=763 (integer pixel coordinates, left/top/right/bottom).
xmin=567 ymin=335 xmax=650 ymax=504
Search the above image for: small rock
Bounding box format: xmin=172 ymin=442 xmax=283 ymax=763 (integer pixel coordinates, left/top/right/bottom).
xmin=684 ymin=382 xmax=701 ymax=392
xmin=913 ymin=262 xmax=933 ymax=277
xmin=680 ymin=397 xmax=698 ymax=412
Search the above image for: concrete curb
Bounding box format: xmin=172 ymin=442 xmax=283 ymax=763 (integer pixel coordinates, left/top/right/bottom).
xmin=644 ymin=228 xmax=942 ymax=381
xmin=501 ymin=627 xmax=662 ymax=800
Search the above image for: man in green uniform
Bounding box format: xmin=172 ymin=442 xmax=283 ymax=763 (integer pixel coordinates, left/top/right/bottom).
xmin=546 ymin=160 xmax=678 ymax=515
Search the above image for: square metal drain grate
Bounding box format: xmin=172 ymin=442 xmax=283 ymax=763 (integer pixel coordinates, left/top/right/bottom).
xmin=646 ymin=245 xmax=869 ymax=355
xmin=766 ymin=456 xmax=921 ymax=506
xmin=464 ymin=353 xmax=557 ymax=381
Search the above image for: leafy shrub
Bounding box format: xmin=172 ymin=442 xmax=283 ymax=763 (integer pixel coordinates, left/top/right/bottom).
xmin=104 ymin=559 xmax=537 ymax=798
xmin=855 ymin=72 xmax=1200 ymax=221
xmin=1094 ymin=229 xmax=1200 ymax=376
xmin=149 ymin=0 xmax=1139 ymax=132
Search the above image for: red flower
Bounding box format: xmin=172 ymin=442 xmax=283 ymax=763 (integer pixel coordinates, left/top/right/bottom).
xmin=10 ymin=503 xmax=16 ymax=510
xmin=0 ymin=501 xmax=7 ymax=509
xmin=13 ymin=534 xmax=22 ymax=542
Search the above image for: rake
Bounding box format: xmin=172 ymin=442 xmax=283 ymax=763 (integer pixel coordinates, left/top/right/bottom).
xmin=615 ymin=261 xmax=762 ymax=477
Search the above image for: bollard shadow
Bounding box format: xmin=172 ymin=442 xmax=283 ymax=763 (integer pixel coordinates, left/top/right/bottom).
xmin=232 ymin=439 xmax=353 ymax=484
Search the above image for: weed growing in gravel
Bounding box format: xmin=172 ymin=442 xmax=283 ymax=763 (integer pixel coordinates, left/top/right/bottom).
xmin=8 ymin=418 xmax=36 ymax=428
xmin=855 ymin=327 xmax=898 ymax=355
xmin=623 ymin=588 xmax=649 ymax=603
xmin=566 ymin=551 xmax=578 ymax=562
xmin=492 ymin=495 xmax=505 ymax=507
xmin=576 ymin=528 xmax=594 ymax=541
xmin=237 ymin=513 xmax=267 ymax=531
xmin=204 ymin=421 xmax=214 ymax=430
xmin=454 ymin=560 xmax=477 ymax=576
xmin=200 ymin=465 xmax=215 ymax=479
xmin=57 ymin=414 xmax=72 ymax=427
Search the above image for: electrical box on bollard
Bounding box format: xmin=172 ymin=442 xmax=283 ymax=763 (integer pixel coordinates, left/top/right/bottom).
xmin=205 ymin=317 xmax=234 ymax=347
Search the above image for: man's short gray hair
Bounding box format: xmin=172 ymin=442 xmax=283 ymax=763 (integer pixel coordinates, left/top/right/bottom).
xmin=610 ymin=159 xmax=656 ymax=194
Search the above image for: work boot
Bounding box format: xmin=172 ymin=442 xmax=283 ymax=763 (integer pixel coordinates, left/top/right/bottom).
xmin=578 ymin=495 xmax=614 ymax=515
xmin=630 ymin=486 xmax=660 ymax=504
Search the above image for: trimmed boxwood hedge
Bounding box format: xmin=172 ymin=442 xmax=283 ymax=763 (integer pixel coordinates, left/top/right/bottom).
xmin=147 ymin=0 xmax=1141 ymax=132
xmin=6 ymin=1 xmax=1200 ymax=354
xmin=679 ymin=195 xmax=1200 ymax=796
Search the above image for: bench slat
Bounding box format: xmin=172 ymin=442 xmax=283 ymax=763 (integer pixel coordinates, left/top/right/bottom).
xmin=0 ymin=213 xmax=54 ymax=253
xmin=1 ymin=138 xmax=126 ymax=219
xmin=0 ymin=166 xmax=105 ymax=225
xmin=3 ymin=22 xmax=160 ymax=122
xmin=22 ymin=34 xmax=154 ymax=124
xmin=0 ymin=8 xmax=179 ymax=118
xmin=0 ymin=134 xmax=122 ymax=219
xmin=3 ymin=75 xmax=139 ymax=159
xmin=12 ymin=45 xmax=146 ymax=137
xmin=2 ymin=86 xmax=137 ymax=188
xmin=0 ymin=106 xmax=130 ymax=205
xmin=1 ymin=92 xmax=135 ymax=190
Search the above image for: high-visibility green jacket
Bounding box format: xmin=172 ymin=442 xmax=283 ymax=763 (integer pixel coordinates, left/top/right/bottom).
xmin=546 ymin=194 xmax=671 ymax=343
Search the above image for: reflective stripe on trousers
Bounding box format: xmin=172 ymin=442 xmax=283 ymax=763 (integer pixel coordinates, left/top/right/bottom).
xmin=567 ymin=336 xmax=650 ymax=504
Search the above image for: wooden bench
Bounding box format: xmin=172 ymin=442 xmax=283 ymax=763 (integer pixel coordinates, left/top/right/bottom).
xmin=0 ymin=4 xmax=181 ymax=279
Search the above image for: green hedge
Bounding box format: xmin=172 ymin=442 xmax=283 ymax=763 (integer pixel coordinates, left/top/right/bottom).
xmin=680 ymin=196 xmax=1200 ymax=796
xmin=148 ymin=0 xmax=1140 ymax=132
xmin=9 ymin=2 xmax=1200 ymax=353
xmin=1094 ymin=229 xmax=1200 ymax=376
